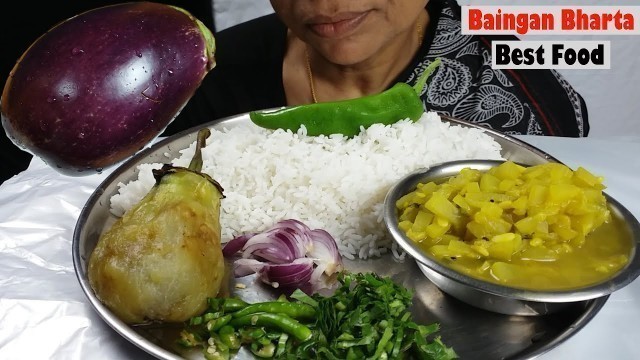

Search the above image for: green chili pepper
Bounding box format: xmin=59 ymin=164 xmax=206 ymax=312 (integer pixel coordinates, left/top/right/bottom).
xmin=221 ymin=298 xmax=248 ymax=312
xmin=203 ymin=335 xmax=230 ymax=360
xmin=206 ymin=314 xmax=232 ymax=333
xmin=257 ymin=335 xmax=274 ymax=346
xmin=251 ymin=342 xmax=276 ymax=358
xmin=207 ymin=297 xmax=249 ymax=313
xmin=189 ymin=315 xmax=204 ymax=326
xmin=239 ymin=327 xmax=267 ymax=343
xmin=203 ymin=312 xmax=217 ymax=323
xmin=230 ymin=313 xmax=313 ymax=342
xmin=176 ymin=330 xmax=203 ymax=348
xmin=249 ymin=58 xmax=441 ymax=137
xmin=231 ymin=301 xmax=316 ymax=320
xmin=218 ymin=325 xmax=241 ymax=350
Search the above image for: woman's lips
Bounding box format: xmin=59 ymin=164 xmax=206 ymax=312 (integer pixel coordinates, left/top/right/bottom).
xmin=307 ymin=12 xmax=369 ymax=38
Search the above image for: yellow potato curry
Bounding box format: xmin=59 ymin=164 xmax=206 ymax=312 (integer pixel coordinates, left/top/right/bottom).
xmin=396 ymin=161 xmax=631 ymax=290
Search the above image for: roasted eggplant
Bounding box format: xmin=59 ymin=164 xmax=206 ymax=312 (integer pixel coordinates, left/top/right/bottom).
xmin=88 ymin=129 xmax=225 ymax=324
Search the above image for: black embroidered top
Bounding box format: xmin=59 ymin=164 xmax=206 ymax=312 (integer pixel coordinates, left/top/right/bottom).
xmin=164 ymin=0 xmax=589 ymax=137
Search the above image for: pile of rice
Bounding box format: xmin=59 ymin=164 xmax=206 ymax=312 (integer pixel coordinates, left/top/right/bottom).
xmin=110 ymin=112 xmax=503 ymax=260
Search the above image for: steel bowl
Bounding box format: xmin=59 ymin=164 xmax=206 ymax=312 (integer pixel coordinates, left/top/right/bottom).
xmin=383 ymin=159 xmax=640 ymax=316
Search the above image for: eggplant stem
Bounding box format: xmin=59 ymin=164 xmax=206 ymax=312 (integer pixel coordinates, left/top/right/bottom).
xmin=188 ymin=128 xmax=211 ymax=172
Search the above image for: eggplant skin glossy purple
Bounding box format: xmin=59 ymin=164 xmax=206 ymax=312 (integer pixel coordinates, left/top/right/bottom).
xmin=1 ymin=2 xmax=216 ymax=175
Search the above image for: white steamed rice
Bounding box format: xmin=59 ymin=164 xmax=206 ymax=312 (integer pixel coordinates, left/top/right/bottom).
xmin=110 ymin=112 xmax=503 ymax=260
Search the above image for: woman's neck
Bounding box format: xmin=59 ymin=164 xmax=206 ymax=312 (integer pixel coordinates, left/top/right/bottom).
xmin=284 ymin=9 xmax=429 ymax=105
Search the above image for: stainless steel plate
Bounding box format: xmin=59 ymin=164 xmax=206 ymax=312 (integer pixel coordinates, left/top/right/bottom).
xmin=72 ymin=112 xmax=608 ymax=360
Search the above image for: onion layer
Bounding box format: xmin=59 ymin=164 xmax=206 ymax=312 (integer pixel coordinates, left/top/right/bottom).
xmin=223 ymin=219 xmax=343 ymax=291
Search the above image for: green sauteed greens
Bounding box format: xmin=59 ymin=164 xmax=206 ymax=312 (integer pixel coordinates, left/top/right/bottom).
xmin=177 ymin=272 xmax=457 ymax=359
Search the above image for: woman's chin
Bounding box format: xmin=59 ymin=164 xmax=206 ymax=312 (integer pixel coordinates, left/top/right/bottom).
xmin=316 ymin=44 xmax=378 ymax=67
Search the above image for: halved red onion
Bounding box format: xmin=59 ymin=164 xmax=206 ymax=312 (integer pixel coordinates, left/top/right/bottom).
xmin=222 ymin=233 xmax=255 ymax=258
xmin=242 ymin=232 xmax=297 ymax=264
xmin=222 ymin=219 xmax=343 ymax=291
xmin=269 ymin=219 xmax=313 ymax=256
xmin=233 ymin=258 xmax=314 ymax=289
xmin=233 ymin=258 xmax=267 ymax=277
xmin=260 ymin=258 xmax=315 ymax=288
xmin=308 ymin=228 xmax=343 ymax=276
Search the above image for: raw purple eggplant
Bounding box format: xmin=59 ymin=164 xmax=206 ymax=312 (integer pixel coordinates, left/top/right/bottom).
xmin=1 ymin=2 xmax=216 ymax=175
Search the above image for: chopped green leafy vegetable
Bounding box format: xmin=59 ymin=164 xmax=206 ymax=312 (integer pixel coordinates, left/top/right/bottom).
xmin=177 ymin=272 xmax=457 ymax=359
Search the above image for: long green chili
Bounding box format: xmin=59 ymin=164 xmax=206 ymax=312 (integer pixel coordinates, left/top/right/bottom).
xmin=231 ymin=301 xmax=316 ymax=320
xmin=249 ymin=58 xmax=442 ymax=137
xmin=229 ymin=313 xmax=313 ymax=342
